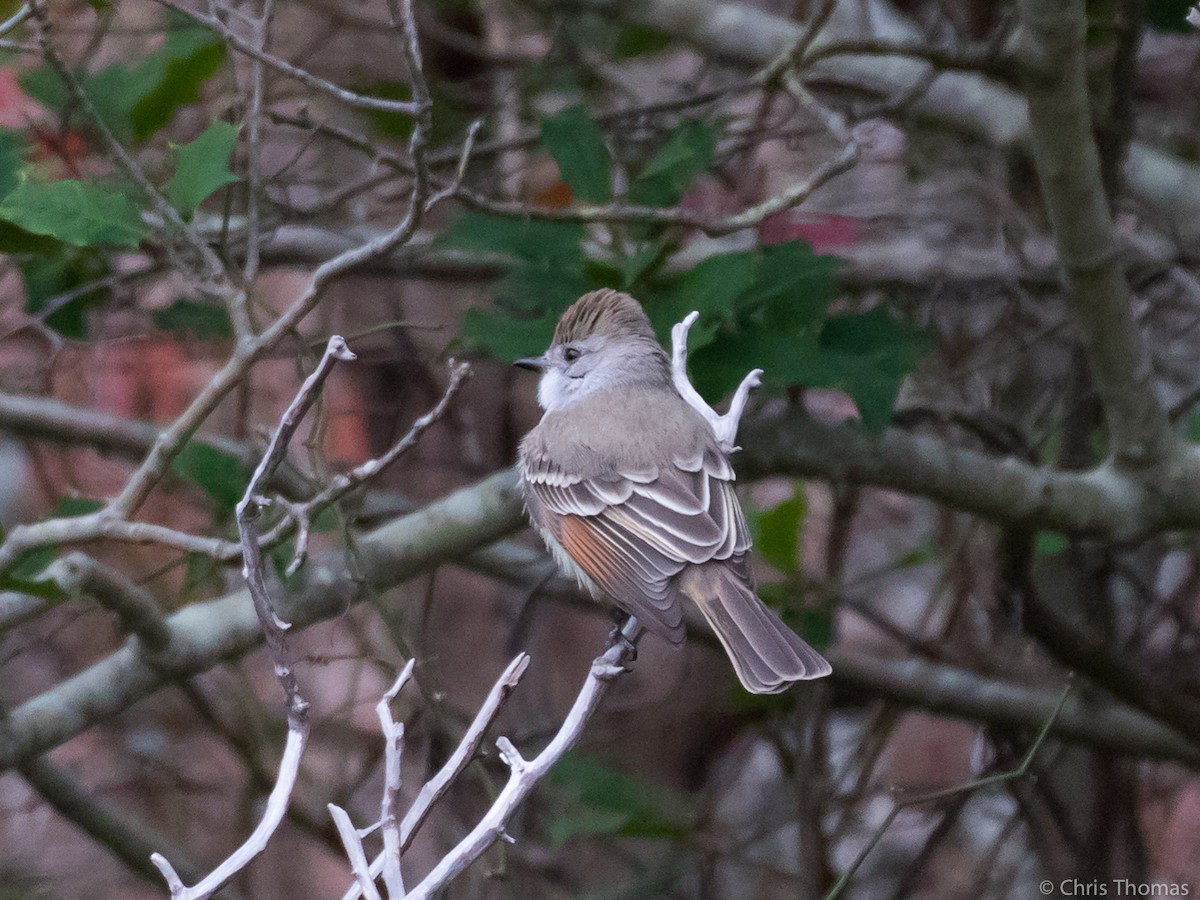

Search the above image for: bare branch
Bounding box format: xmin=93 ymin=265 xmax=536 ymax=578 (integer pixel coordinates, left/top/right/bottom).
xmin=235 ymin=0 xmax=275 ymax=336
xmin=447 ymin=137 xmax=857 ymax=236
xmin=342 ymin=653 xmax=531 ymax=900
xmin=150 ymin=336 xmax=355 ymax=900
xmin=150 ymin=729 xmax=306 ymax=898
xmin=18 ymin=752 xmax=227 ymax=894
xmin=48 ymin=553 xmax=170 ymax=652
xmin=329 ymin=804 xmax=383 ymax=900
xmin=377 ymin=660 xmax=415 ymax=898
xmin=401 ymin=619 xmax=639 ymax=899
xmin=1015 ymin=0 xmax=1172 ymax=467
xmin=27 ymin=0 xmax=233 ymax=290
xmin=0 ymin=469 xmax=527 ymax=772
xmin=154 ymin=0 xmax=420 ymax=117
xmin=823 ymin=679 xmax=1074 ymax=899
xmin=276 ymin=360 xmax=471 ymax=575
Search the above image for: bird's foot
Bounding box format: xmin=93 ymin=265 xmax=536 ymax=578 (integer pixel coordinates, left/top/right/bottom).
xmin=606 ymin=610 xmax=639 ymax=662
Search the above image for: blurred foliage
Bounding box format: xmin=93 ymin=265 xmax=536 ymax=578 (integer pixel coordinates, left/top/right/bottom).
xmin=18 ymin=11 xmax=224 ymax=142
xmin=165 ymin=120 xmax=239 ymax=217
xmin=1144 ymin=0 xmax=1195 ymax=31
xmin=0 ymin=13 xmax=227 ymax=341
xmin=169 ymin=442 xmax=250 ymax=517
xmin=545 ymin=752 xmax=694 ymax=846
xmin=448 ymin=112 xmax=926 ymax=430
xmin=152 ymin=299 xmax=234 ymax=340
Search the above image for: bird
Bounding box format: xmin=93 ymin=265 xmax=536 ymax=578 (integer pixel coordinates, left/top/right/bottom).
xmin=515 ymin=288 xmax=831 ymax=694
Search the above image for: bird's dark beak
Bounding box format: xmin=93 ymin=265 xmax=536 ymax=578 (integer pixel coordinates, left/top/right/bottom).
xmin=514 ymin=355 xmax=548 ymax=372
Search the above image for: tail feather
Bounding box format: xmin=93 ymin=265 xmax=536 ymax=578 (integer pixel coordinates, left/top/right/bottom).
xmin=680 ymin=563 xmax=831 ymax=694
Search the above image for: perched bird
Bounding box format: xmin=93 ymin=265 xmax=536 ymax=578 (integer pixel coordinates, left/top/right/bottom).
xmin=516 ymin=289 xmax=831 ymax=694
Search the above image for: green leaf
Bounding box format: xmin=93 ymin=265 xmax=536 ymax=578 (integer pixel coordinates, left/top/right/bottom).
xmin=152 ymin=298 xmax=234 ymax=340
xmin=690 ymin=329 xmax=823 ymax=401
xmin=615 ymin=24 xmax=671 ymax=57
xmin=20 ymin=253 xmax=110 ymax=340
xmin=546 ymin=753 xmax=692 ymax=847
xmin=312 ymin=506 xmax=339 ymax=533
xmin=0 ymin=179 xmax=146 ymax=248
xmin=19 ymin=16 xmax=224 ymax=143
xmin=10 ymin=550 xmax=55 ymax=581
xmin=1036 ymin=532 xmax=1068 ymax=556
xmin=540 ymin=105 xmax=613 ymax=204
xmin=751 ymin=484 xmax=806 ymax=575
xmin=18 ymin=66 xmax=69 ymax=114
xmin=51 ymin=497 xmax=104 ymax=518
xmin=444 ymin=212 xmax=596 ymax=361
xmin=1146 ymin=0 xmax=1193 ymax=32
xmin=442 ymin=213 xmax=584 ymax=268
xmin=0 ymin=222 xmax=61 ymax=255
xmin=170 ymin=441 xmax=249 ymax=515
xmin=628 ymin=119 xmax=717 ymax=207
xmin=182 ymin=550 xmax=220 ymax=598
xmin=165 ymin=120 xmax=240 ymax=216
xmin=648 ymin=250 xmax=756 ymax=339
xmin=817 ymin=306 xmax=927 ymax=430
xmin=0 ymin=571 xmax=67 ymax=601
xmin=756 ymin=583 xmax=832 ymax=652
xmin=129 ymin=24 xmax=226 ymax=140
xmin=736 ymin=241 xmax=838 ymax=331
xmin=360 ymin=80 xmax=475 ymax=148
xmin=794 ymin=605 xmax=833 ymax=651
xmin=459 ymin=307 xmax=559 ymax=362
xmin=0 ymin=128 xmax=28 ymax=200
xmin=894 ymin=536 xmax=935 ymax=569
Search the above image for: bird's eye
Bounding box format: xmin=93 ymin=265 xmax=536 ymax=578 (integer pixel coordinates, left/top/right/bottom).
xmin=563 ymin=347 xmax=581 ymax=362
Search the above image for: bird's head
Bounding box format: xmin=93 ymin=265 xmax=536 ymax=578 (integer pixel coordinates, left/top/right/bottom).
xmin=515 ymin=289 xmax=669 ymax=411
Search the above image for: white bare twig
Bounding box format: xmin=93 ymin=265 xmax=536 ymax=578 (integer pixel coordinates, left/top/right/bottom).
xmin=150 ymin=336 xmax=355 ymax=900
xmin=340 ymin=652 xmax=531 ymax=900
xmin=275 ymin=359 xmax=471 ymax=576
xmin=401 ymin=618 xmax=640 ymax=900
xmin=377 ymin=661 xmax=416 ymax=897
xmin=330 ymin=804 xmax=383 ymax=900
xmin=671 ymin=311 xmax=761 ymax=453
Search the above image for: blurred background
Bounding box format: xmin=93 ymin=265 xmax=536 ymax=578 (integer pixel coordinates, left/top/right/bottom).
xmin=1 ymin=0 xmax=1200 ymax=896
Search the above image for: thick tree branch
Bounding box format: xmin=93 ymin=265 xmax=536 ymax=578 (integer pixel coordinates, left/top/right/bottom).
xmin=0 ymin=469 xmax=527 ymax=771
xmin=18 ymin=753 xmax=225 ymax=893
xmin=1014 ymin=0 xmax=1171 ymax=467
xmin=738 ymin=407 xmax=1193 ymax=542
xmin=0 ymin=465 xmax=1197 ymax=774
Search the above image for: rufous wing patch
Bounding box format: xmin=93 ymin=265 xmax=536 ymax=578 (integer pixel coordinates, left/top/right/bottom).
xmin=559 ymin=514 xmax=621 ymax=585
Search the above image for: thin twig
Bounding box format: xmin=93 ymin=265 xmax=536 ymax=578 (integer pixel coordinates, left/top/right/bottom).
xmin=153 ymin=0 xmax=420 ymax=116
xmin=822 ymin=677 xmax=1075 ymax=899
xmin=275 ymin=360 xmax=471 ymax=575
xmin=377 ymin=660 xmax=416 ymax=897
xmin=149 ymin=336 xmax=355 ymax=900
xmin=401 ymin=619 xmax=640 ymax=900
xmin=330 ymin=804 xmax=384 ymax=900
xmin=341 ymin=653 xmax=531 ymax=900
xmin=27 ymin=0 xmax=232 ymax=289
xmin=236 ymin=0 xmax=276 ymax=336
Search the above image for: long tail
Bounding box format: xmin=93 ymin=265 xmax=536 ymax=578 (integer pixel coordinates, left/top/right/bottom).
xmin=680 ymin=563 xmax=831 ymax=694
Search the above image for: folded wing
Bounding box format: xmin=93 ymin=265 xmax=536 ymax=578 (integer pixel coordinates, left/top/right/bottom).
xmin=522 ymin=444 xmax=750 ymax=641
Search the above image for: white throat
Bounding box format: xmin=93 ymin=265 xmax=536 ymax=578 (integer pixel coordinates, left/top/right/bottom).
xmin=537 ymin=368 xmax=601 ymax=412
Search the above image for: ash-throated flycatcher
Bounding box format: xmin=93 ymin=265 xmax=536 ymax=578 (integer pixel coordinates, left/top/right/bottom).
xmin=516 ymin=289 xmax=831 ymax=693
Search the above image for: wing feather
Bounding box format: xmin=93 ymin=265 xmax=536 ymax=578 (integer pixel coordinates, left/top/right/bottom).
xmin=521 ymin=437 xmax=749 ymax=641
